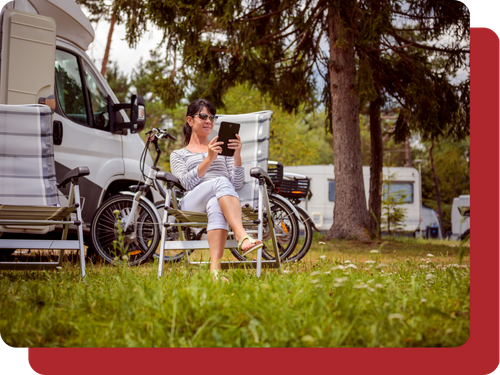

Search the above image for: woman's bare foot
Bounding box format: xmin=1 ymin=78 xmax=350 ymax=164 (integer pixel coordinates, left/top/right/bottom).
xmin=211 ymin=269 xmax=229 ymax=283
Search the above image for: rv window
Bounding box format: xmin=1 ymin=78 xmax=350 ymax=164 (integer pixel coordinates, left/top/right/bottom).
xmin=383 ymin=182 xmax=413 ymax=203
xmin=328 ymin=180 xmax=335 ymax=201
xmin=55 ymin=50 xmax=88 ymax=125
xmin=83 ymin=63 xmax=111 ymax=131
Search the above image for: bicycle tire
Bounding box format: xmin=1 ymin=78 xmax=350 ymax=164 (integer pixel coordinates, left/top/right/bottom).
xmin=90 ymin=195 xmax=160 ymax=266
xmin=230 ymin=195 xmax=299 ymax=261
xmin=284 ymin=205 xmax=314 ymax=262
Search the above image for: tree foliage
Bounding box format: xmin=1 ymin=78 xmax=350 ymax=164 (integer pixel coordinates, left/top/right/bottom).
xmin=107 ymin=0 xmax=469 ymax=240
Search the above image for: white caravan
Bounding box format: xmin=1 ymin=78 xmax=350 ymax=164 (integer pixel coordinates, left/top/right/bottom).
xmin=451 ymin=195 xmax=470 ymax=240
xmin=284 ymin=165 xmax=421 ymax=234
xmin=0 ymin=0 xmax=160 ymax=240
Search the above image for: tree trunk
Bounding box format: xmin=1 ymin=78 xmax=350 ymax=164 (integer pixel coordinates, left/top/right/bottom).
xmin=101 ymin=11 xmax=117 ymax=77
xmin=325 ymin=4 xmax=370 ymax=241
xmin=368 ymin=88 xmax=383 ymax=238
xmin=429 ymin=141 xmax=444 ymax=235
xmin=405 ymin=137 xmax=412 ymax=167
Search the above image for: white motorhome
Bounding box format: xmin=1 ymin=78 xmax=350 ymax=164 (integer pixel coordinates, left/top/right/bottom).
xmin=0 ymin=0 xmax=160 ymax=240
xmin=284 ymin=165 xmax=421 ymax=234
xmin=451 ymin=195 xmax=470 ymax=240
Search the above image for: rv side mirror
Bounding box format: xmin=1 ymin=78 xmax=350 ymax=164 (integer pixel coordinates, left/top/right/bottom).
xmin=108 ymin=95 xmax=147 ymax=135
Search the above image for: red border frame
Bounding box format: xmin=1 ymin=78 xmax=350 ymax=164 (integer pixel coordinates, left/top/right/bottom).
xmin=27 ymin=28 xmax=499 ymax=375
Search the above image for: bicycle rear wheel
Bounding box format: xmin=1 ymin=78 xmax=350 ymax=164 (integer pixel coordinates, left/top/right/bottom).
xmin=284 ymin=205 xmax=314 ymax=262
xmin=91 ymin=195 xmax=160 ymax=266
xmin=230 ymin=195 xmax=299 ymax=261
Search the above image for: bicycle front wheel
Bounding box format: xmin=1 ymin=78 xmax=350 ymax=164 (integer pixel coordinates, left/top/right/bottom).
xmin=91 ymin=195 xmax=160 ymax=266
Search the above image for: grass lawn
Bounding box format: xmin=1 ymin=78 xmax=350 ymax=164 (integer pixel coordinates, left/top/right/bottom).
xmin=0 ymin=237 xmax=470 ymax=348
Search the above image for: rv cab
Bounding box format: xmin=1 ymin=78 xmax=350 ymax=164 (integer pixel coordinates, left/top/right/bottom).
xmin=0 ymin=0 xmax=161 ymax=238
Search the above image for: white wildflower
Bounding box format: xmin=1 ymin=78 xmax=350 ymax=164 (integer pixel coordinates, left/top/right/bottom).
xmin=427 ymin=254 xmax=435 ymax=257
xmin=319 ymin=255 xmax=326 ymax=259
xmin=323 ymin=271 xmax=331 ymax=275
xmin=366 ymin=279 xmax=374 ymax=284
xmin=345 ymin=264 xmax=357 ymax=269
xmin=332 ymin=265 xmax=345 ymax=270
xmin=426 ymin=273 xmax=434 ymax=280
xmin=335 ymin=277 xmax=348 ymax=283
xmin=319 ymin=242 xmax=326 ymax=245
xmin=311 ymin=271 xmax=321 ymax=276
xmin=375 ymin=284 xmax=384 ymax=288
xmin=370 ymin=250 xmax=379 ymax=254
xmin=282 ymin=270 xmax=291 ymax=274
xmin=302 ymin=335 xmax=315 ymax=343
xmin=56 ymin=266 xmax=62 ymax=270
xmin=365 ymin=260 xmax=376 ymax=264
xmin=310 ymin=279 xmax=320 ymax=284
xmin=389 ymin=313 xmax=404 ymax=321
xmin=343 ymin=260 xmax=352 ymax=263
xmin=420 ymin=298 xmax=427 ymax=303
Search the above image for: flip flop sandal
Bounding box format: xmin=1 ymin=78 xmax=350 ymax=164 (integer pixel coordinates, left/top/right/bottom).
xmin=238 ymin=235 xmax=264 ymax=257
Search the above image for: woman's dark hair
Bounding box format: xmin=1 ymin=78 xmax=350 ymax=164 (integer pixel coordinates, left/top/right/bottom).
xmin=183 ymin=99 xmax=217 ymax=146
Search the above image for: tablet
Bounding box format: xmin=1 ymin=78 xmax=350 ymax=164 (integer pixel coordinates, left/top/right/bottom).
xmin=218 ymin=121 xmax=241 ymax=157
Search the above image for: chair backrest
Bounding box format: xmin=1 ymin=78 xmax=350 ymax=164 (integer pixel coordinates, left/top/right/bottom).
xmin=0 ymin=104 xmax=60 ymax=206
xmin=211 ymin=111 xmax=272 ymax=208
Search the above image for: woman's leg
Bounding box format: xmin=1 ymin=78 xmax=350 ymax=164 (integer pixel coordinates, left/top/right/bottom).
xmin=218 ymin=195 xmax=262 ymax=252
xmin=206 ymin=229 xmax=228 ymax=272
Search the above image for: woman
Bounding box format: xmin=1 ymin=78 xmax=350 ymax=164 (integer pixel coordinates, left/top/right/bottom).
xmin=170 ymin=99 xmax=263 ymax=282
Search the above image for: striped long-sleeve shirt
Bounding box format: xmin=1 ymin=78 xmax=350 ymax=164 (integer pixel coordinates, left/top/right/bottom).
xmin=170 ymin=148 xmax=245 ymax=191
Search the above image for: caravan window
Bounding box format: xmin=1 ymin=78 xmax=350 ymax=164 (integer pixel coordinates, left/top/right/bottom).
xmin=55 ymin=50 xmax=88 ymax=125
xmin=383 ymin=182 xmax=414 ymax=203
xmin=83 ymin=62 xmax=110 ymax=131
xmin=328 ymin=180 xmax=335 ymax=201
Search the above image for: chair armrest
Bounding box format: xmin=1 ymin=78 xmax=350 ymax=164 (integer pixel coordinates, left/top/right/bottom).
xmin=156 ymin=171 xmax=186 ymax=191
xmin=57 ymin=167 xmax=90 ymax=188
xmin=250 ymin=167 xmax=275 ymax=189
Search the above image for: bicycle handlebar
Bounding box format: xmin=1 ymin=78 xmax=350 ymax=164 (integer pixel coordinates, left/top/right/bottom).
xmin=146 ymin=128 xmax=177 ymax=141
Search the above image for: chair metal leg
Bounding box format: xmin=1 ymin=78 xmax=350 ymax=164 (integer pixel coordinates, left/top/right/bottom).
xmin=158 ymin=199 xmax=171 ymax=278
xmin=262 ymin=184 xmax=281 ymax=273
xmin=73 ymin=184 xmax=86 ymax=279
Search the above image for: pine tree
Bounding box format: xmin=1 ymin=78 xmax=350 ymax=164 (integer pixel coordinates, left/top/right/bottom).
xmin=110 ymin=0 xmax=469 ymax=240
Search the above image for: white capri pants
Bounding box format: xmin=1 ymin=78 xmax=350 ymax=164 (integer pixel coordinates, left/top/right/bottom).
xmin=181 ymin=177 xmax=239 ymax=232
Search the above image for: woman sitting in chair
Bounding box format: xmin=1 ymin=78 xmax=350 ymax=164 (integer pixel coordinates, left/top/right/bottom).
xmin=170 ymin=98 xmax=264 ymax=282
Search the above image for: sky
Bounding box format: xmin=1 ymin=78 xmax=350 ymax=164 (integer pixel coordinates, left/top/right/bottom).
xmin=86 ymin=16 xmax=163 ymax=77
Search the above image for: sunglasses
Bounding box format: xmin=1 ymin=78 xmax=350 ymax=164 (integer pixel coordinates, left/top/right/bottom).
xmin=193 ymin=113 xmax=218 ymax=122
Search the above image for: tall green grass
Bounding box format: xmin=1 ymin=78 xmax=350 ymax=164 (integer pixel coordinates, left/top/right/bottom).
xmin=0 ymin=240 xmax=470 ymax=348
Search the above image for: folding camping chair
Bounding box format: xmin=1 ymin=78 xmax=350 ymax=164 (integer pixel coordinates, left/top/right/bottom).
xmin=0 ymin=104 xmax=89 ymax=278
xmin=156 ymin=111 xmax=281 ymax=278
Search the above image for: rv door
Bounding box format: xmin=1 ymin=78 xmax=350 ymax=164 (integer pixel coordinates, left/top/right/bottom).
xmin=0 ymin=9 xmax=56 ymax=104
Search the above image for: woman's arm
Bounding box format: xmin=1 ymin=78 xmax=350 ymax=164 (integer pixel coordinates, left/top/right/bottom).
xmin=170 ymin=150 xmax=202 ymax=190
xmin=197 ymin=136 xmax=225 ymax=177
xmin=225 ymin=156 xmax=245 ymax=190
